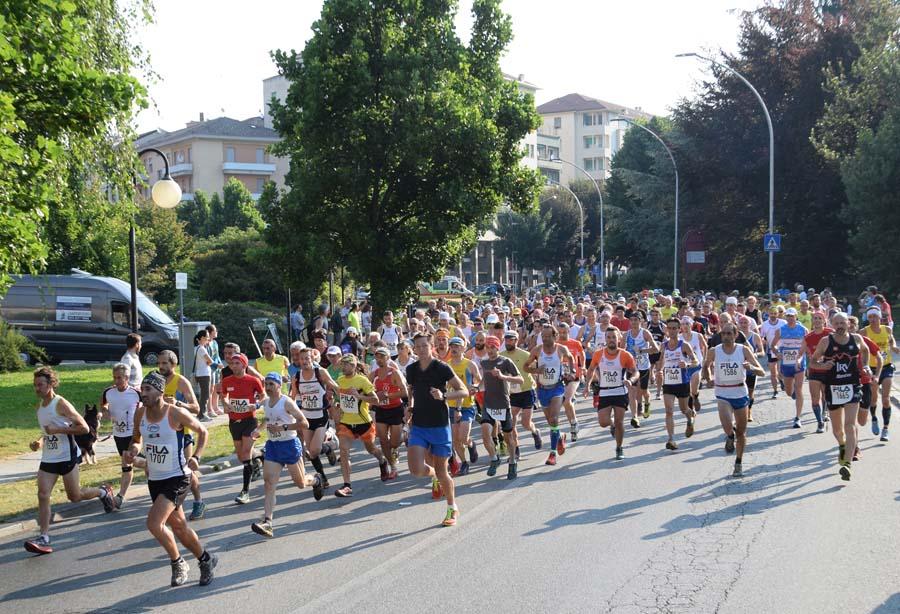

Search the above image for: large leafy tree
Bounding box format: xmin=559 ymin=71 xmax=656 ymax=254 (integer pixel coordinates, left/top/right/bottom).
xmin=134 ymin=205 xmax=193 ymax=304
xmin=0 ymin=0 xmax=148 ymax=294
xmin=206 ymin=178 xmax=265 ymax=236
xmin=270 ymin=0 xmax=541 ymax=309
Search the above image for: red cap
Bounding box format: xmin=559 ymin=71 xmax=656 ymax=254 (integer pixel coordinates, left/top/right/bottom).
xmin=485 ymin=336 xmax=501 ymax=349
xmin=230 ymin=353 xmax=249 ymax=368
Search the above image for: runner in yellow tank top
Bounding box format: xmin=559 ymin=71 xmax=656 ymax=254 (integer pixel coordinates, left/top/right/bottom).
xmin=862 ymin=307 xmax=898 ymax=442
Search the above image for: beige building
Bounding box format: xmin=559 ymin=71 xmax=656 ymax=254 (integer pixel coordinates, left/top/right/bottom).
xmin=537 ymin=93 xmax=652 ymax=185
xmin=135 ymin=115 xmax=288 ymax=201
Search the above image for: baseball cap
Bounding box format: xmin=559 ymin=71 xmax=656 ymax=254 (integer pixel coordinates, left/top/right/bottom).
xmin=784 ymin=307 xmax=798 ymax=316
xmin=346 ymin=326 xmax=359 ymax=335
xmin=486 ymin=314 xmax=500 ymax=324
xmin=867 ymin=307 xmax=882 ymax=318
xmin=265 ymin=372 xmax=283 ymax=384
xmin=339 ymin=353 xmax=358 ymax=365
xmin=503 ymin=330 xmax=519 ymax=339
xmin=725 ymin=297 xmax=738 ymax=305
xmin=326 ymin=345 xmax=342 ymax=356
xmin=374 ymin=346 xmax=390 ymax=356
xmin=439 ymin=311 xmax=451 ymax=320
xmin=484 ymin=336 xmax=501 ymax=349
xmin=449 ymin=336 xmax=465 ymax=346
xmin=230 ymin=353 xmax=249 ymax=368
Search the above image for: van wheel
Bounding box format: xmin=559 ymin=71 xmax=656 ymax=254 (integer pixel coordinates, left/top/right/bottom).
xmin=141 ymin=347 xmax=161 ymax=366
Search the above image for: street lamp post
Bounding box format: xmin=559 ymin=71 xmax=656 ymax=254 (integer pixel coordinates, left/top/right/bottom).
xmin=676 ymin=52 xmax=775 ymax=297
xmin=546 ymin=156 xmax=605 ymax=291
xmin=134 ymin=148 xmax=182 ymax=332
xmin=544 ymin=181 xmax=585 ymax=293
xmin=609 ymin=118 xmax=679 ymax=293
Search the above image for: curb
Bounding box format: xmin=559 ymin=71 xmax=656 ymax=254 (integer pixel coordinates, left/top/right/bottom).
xmin=0 ymin=454 xmax=238 ymax=541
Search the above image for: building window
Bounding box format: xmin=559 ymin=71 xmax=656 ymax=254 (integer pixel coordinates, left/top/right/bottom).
xmin=582 ymin=157 xmax=605 ymax=172
xmin=226 ymin=146 xmax=235 ymax=162
xmin=256 ymin=148 xmax=264 ymax=163
xmin=527 ymin=144 xmax=535 ymax=158
xmin=553 ymin=117 xmax=561 ymax=129
xmin=583 ymin=158 xmax=593 ymax=171
xmin=256 ymin=178 xmax=265 ymax=192
xmin=549 ymin=146 xmax=559 ymax=159
xmin=583 ymin=113 xmax=595 ymax=126
xmin=175 ymin=150 xmax=184 ymax=163
xmin=537 ymin=144 xmax=546 ymax=158
xmin=187 ymin=147 xmax=191 ymax=163
xmin=540 ymin=168 xmax=560 ymax=183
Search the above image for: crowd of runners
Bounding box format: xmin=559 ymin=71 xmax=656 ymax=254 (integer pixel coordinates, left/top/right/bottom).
xmin=22 ymin=284 xmax=896 ymax=588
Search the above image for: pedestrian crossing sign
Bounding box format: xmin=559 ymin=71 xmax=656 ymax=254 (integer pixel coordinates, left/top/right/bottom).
xmin=763 ymin=233 xmax=782 ymax=252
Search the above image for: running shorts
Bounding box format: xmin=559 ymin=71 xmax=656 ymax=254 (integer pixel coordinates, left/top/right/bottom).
xmin=716 ymin=396 xmax=750 ymax=411
xmin=264 ymin=438 xmax=303 ymax=466
xmin=229 ymin=417 xmax=258 ymax=440
xmin=148 ymin=474 xmax=191 ymax=507
xmin=537 ymin=383 xmax=565 ymax=408
xmin=408 ymin=425 xmax=453 ymax=458
xmin=480 ymin=407 xmax=514 ymax=433
xmin=594 ymin=394 xmax=629 ymax=410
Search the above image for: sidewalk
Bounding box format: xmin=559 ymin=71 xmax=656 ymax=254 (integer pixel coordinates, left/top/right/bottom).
xmin=0 ymin=411 xmax=233 ymax=485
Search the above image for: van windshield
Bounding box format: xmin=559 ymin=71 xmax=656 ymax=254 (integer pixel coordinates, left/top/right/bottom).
xmin=138 ymin=295 xmax=175 ymax=325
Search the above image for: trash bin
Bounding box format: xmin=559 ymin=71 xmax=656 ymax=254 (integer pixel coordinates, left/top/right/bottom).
xmin=178 ymin=321 xmax=211 ymax=375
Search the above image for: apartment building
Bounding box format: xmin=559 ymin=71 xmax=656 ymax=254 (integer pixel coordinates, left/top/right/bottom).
xmin=135 ymin=114 xmax=287 ymax=201
xmin=537 ymin=93 xmax=652 ymax=185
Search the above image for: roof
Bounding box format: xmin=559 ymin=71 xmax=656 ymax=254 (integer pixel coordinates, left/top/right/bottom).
xmin=135 ymin=116 xmax=279 ymax=148
xmin=502 ymin=72 xmax=540 ymax=91
xmin=536 ymin=93 xmax=652 ymax=119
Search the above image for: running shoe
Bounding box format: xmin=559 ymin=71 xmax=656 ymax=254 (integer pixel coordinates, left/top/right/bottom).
xmin=441 ymin=507 xmax=459 ymax=527
xmin=114 ymin=494 xmax=125 ymax=510
xmin=871 ymin=416 xmax=880 ymax=436
xmin=458 ymin=461 xmax=469 ymax=476
xmin=234 ymin=490 xmax=250 ymax=505
xmin=487 ymin=458 xmax=501 ymax=477
xmin=631 ymin=416 xmax=640 ymax=429
xmin=325 ymin=445 xmax=337 ymax=466
xmin=792 ymin=417 xmax=801 ymax=429
xmin=99 ymin=484 xmax=115 ymax=513
xmin=685 ymin=418 xmax=695 ymax=438
xmin=839 ymin=462 xmax=851 ymax=481
xmin=532 ymin=429 xmax=543 ymax=449
xmin=732 ymin=462 xmax=743 ymax=478
xmin=643 ymin=401 xmax=651 ymax=419
xmin=189 ymin=501 xmax=206 ymax=520
xmin=198 ymin=553 xmax=218 ymax=586
xmin=609 ymin=425 xmax=615 ymax=438
xmin=468 ymin=441 xmax=479 ymax=463
xmin=379 ymin=459 xmax=390 ymax=481
xmin=557 ymin=432 xmax=567 ymax=455
xmin=693 ymin=395 xmax=701 ymax=412
xmin=881 ymin=427 xmax=890 ymax=442
xmin=545 ymin=452 xmax=557 ymax=466
xmin=725 ymin=434 xmax=735 ymax=454
xmin=852 ymin=447 xmax=860 ymax=462
xmin=335 ymin=485 xmax=353 ymax=498
xmin=615 ymin=447 xmax=624 ymax=460
xmin=507 ymin=462 xmax=518 ymax=480
xmin=449 ymin=456 xmax=460 ymax=477
xmin=570 ymin=425 xmax=578 ymax=442
xmin=251 ymin=519 xmax=274 ymax=538
xmin=665 ymin=440 xmax=678 ymax=451
xmin=815 ymin=422 xmax=825 ymax=434
xmin=23 ymin=535 xmax=52 ymax=555
xmin=771 ymin=390 xmax=777 ymax=399
xmin=250 ymin=457 xmax=262 ymax=481
xmin=747 ymin=410 xmax=754 ymax=423
xmin=312 ymin=474 xmax=324 ymax=501
xmin=171 ymin=558 xmax=190 ymax=587
xmin=430 ymin=479 xmax=442 ymax=500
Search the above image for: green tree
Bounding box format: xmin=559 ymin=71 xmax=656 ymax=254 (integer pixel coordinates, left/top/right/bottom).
xmin=192 ymin=227 xmax=284 ymax=305
xmin=270 ymin=0 xmax=541 ymax=309
xmin=0 ymin=0 xmax=149 ymax=294
xmin=178 ymin=189 xmax=212 ymax=237
xmin=134 ymin=205 xmax=194 ymax=304
xmin=206 ymin=179 xmax=264 ymax=236
xmin=494 ymin=207 xmax=552 ymax=271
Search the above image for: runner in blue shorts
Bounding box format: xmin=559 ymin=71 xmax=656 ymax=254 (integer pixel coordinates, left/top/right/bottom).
xmin=772 ymin=308 xmax=809 ymax=429
xmin=405 ymin=333 xmax=468 ymax=527
xmin=524 ymin=325 xmax=576 ymax=466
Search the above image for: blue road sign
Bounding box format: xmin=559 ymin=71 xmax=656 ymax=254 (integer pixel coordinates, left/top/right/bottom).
xmin=764 ymin=233 xmax=782 ymax=253
xmin=578 ymin=267 xmax=585 ymax=276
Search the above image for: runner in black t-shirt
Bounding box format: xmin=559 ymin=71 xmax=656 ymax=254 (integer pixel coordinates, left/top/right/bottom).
xmin=405 ymin=333 xmax=466 ymax=527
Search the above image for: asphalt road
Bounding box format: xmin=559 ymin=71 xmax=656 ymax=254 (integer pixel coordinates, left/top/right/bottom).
xmin=1 ymin=376 xmax=899 ymax=614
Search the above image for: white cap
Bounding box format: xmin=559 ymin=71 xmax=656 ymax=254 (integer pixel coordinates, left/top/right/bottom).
xmin=326 ymin=345 xmax=342 ymax=355
xmin=486 ymin=314 xmax=500 ymax=324
xmin=725 ymin=296 xmax=738 ymax=305
xmin=867 ymin=307 xmax=882 ymax=318
xmin=346 ymin=326 xmax=359 ymax=335
xmin=784 ymin=307 xmax=798 ymax=316
xmin=438 ymin=311 xmax=451 ymax=320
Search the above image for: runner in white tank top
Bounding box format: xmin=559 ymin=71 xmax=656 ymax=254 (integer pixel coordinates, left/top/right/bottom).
xmin=290 ymin=348 xmax=341 ymax=487
xmin=701 ymin=322 xmax=765 ymax=478
xmin=24 ymin=367 xmax=115 ymax=556
xmin=125 ymin=371 xmax=217 ymax=587
xmin=680 ymin=318 xmax=708 ymax=413
xmin=524 ymin=326 xmax=575 ymax=466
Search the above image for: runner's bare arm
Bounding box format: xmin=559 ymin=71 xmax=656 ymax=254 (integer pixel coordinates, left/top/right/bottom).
xmin=742 ymin=345 xmax=766 ymax=377
xmin=173 ymin=405 xmax=207 ymax=469
xmin=281 ymin=398 xmax=310 ymax=432
xmin=49 ymin=399 xmax=89 ymax=436
xmin=176 ymin=376 xmax=200 ymax=415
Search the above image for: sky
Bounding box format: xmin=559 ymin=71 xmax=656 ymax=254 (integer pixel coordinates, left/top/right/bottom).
xmin=135 ymin=0 xmax=763 ymax=134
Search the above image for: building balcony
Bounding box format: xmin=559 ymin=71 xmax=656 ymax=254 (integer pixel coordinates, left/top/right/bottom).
xmin=222 ymin=162 xmax=276 ymax=175
xmin=169 ymin=163 xmax=193 ymax=177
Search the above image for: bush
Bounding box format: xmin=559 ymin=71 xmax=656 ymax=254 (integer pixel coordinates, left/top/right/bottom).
xmin=0 ymin=319 xmax=47 ymax=373
xmin=183 ymin=300 xmax=290 ymax=360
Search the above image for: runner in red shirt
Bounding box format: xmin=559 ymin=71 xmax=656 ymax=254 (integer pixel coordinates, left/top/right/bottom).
xmin=804 ymin=311 xmax=834 ymax=433
xmin=220 ymin=353 xmax=265 ymax=504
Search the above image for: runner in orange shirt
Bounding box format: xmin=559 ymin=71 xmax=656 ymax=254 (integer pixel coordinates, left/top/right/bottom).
xmin=558 ymin=322 xmax=585 ymax=442
xmin=584 ymin=328 xmax=638 ymax=460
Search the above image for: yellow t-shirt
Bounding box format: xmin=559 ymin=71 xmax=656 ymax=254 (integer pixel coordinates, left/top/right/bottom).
xmin=256 ymin=354 xmax=289 ymax=379
xmin=863 ymin=325 xmax=893 ymax=367
xmin=501 ymin=347 xmax=535 ymax=393
xmin=660 ymin=306 xmax=677 ymax=320
xmin=449 ymin=357 xmax=475 ymax=408
xmin=797 ymin=311 xmax=812 ymax=330
xmin=336 ymin=374 xmax=375 ymax=425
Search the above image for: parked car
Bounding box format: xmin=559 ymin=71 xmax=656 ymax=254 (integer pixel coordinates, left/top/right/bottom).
xmin=0 ymin=273 xmax=181 ymax=365
xmin=474 ymin=283 xmax=509 ymax=299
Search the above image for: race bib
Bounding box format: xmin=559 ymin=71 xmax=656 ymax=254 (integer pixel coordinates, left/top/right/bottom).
xmin=782 ymin=349 xmax=799 ymax=363
xmin=664 ymin=367 xmax=682 ymax=385
xmin=230 ymin=398 xmax=251 ymax=414
xmin=486 ymin=407 xmax=507 ymax=421
xmin=144 ymin=442 xmax=170 ymax=470
xmin=716 ymin=361 xmax=742 ymax=385
xmin=636 ymin=352 xmax=651 ymax=371
xmin=830 ymin=384 xmax=853 ymax=405
xmin=268 ymin=421 xmax=295 ymax=442
xmin=386 ymin=341 xmax=398 ymax=354
xmin=114 ymin=420 xmax=129 ymax=434
xmin=339 ymin=393 xmax=359 ymax=414
xmin=44 ymin=434 xmax=59 ymax=450
xmin=509 ymin=381 xmax=522 ymax=394
xmin=601 ymin=368 xmax=622 ymax=387
xmin=539 ymin=367 xmax=558 ymax=387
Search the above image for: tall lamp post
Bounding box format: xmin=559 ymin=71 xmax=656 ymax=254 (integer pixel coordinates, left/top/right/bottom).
xmin=544 ymin=180 xmax=585 ymax=293
xmin=547 ymin=156 xmax=605 ymax=291
xmin=676 ymin=52 xmax=775 ymax=297
xmin=609 ymin=118 xmax=679 ymax=292
xmin=133 ymin=148 xmax=182 ymax=332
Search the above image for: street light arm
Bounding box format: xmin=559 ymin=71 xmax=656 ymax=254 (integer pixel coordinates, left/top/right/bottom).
xmin=609 ymin=118 xmax=677 ymax=176
xmin=545 ymin=180 xmax=585 ymax=290
xmin=138 ymin=147 xmax=172 ymax=178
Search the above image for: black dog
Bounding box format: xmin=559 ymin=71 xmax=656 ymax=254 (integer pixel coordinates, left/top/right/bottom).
xmin=74 ymin=404 xmax=99 ymax=465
